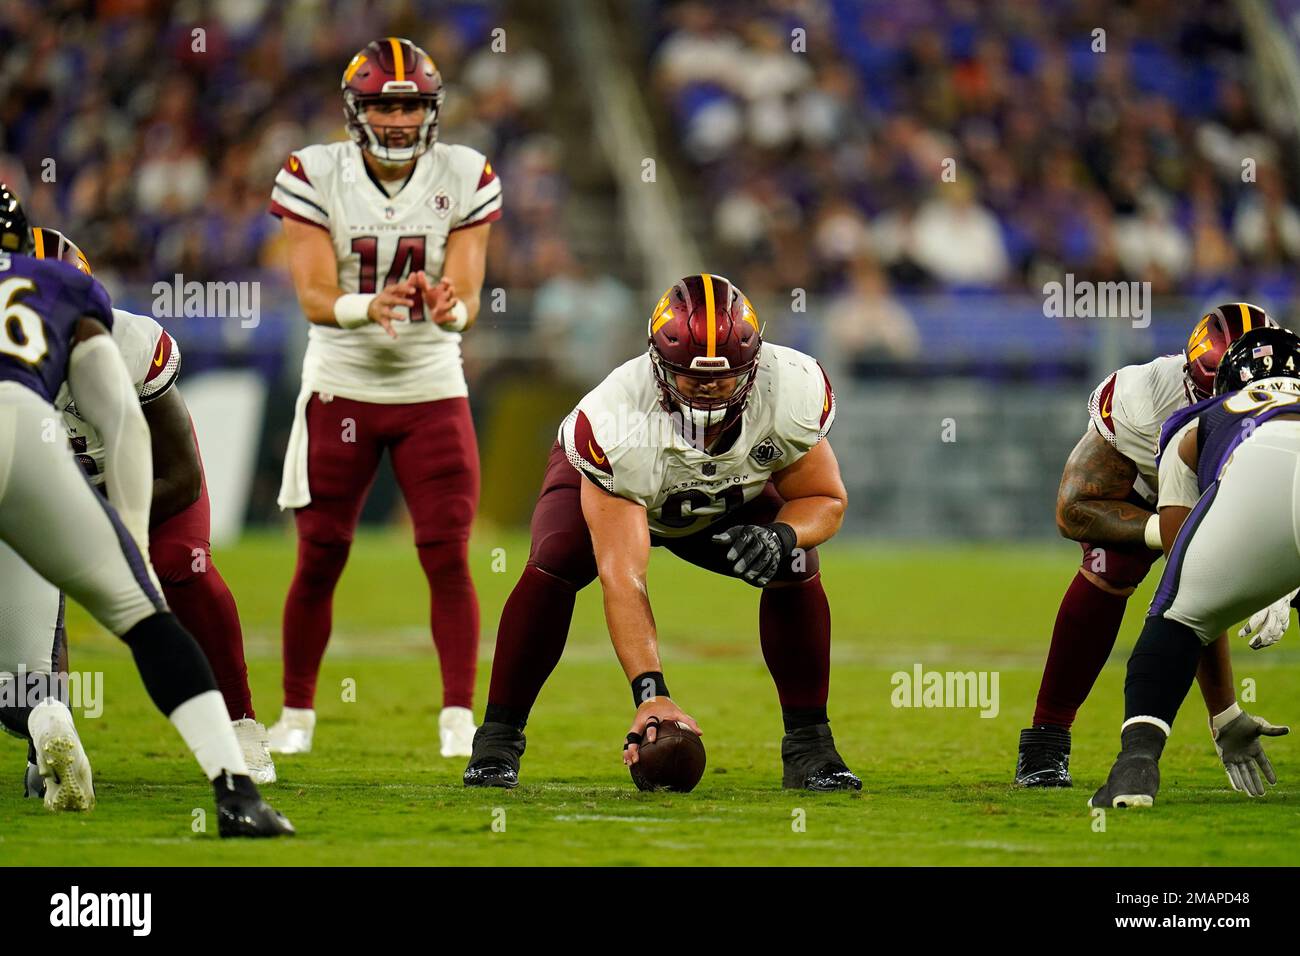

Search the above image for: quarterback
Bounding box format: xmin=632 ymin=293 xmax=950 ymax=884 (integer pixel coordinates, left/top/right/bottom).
xmin=0 ymin=228 xmax=274 ymax=793
xmin=1016 ymin=304 xmax=1282 ymax=787
xmin=464 ymin=274 xmax=860 ymax=791
xmin=268 ymin=37 xmax=499 ymax=757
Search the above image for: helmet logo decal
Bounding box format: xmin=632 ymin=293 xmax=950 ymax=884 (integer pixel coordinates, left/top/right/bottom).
xmin=650 ymin=292 xmax=673 ymax=334
xmin=1187 ymin=316 xmax=1212 ymax=362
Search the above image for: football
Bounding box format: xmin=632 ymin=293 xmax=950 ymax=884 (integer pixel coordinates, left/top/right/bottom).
xmin=629 ymin=719 xmax=707 ymax=793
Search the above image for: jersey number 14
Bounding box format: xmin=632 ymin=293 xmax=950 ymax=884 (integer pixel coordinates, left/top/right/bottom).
xmin=351 ymin=236 xmax=427 ymax=322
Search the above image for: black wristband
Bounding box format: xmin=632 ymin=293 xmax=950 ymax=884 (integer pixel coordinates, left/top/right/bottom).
xmin=631 ymin=671 xmax=670 ymax=706
xmin=770 ymin=521 xmax=798 ymax=557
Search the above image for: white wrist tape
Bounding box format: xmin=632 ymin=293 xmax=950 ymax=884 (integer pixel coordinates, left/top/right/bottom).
xmin=440 ymin=299 xmax=469 ymax=333
xmin=333 ymin=293 xmax=376 ymax=329
xmin=1211 ymin=701 xmax=1243 ymax=733
xmin=1144 ymin=513 xmax=1163 ymax=551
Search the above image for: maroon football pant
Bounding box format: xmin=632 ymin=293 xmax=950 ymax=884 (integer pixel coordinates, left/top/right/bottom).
xmin=150 ymin=436 xmax=255 ymax=721
xmin=1031 ymin=539 xmax=1160 ymax=728
xmin=282 ymin=394 xmax=480 ymax=710
xmin=485 ymin=443 xmax=831 ymax=730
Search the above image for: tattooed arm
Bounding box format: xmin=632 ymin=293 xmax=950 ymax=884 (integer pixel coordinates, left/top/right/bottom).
xmin=1054 ymin=426 xmax=1151 ymax=547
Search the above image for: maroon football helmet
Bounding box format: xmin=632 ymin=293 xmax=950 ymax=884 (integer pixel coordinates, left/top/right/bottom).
xmin=32 ymin=227 xmax=92 ymax=274
xmin=1184 ymin=302 xmax=1277 ymax=400
xmin=648 ymin=274 xmax=762 ymax=433
xmin=341 ymin=37 xmax=444 ymax=164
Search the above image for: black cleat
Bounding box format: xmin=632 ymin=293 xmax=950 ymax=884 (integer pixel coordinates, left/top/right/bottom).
xmin=781 ymin=724 xmax=862 ymax=792
xmin=1015 ymin=725 xmax=1072 ymax=787
xmin=1089 ymin=723 xmax=1166 ymax=809
xmin=463 ymin=722 xmax=526 ymax=789
xmin=214 ymin=772 xmax=295 ymax=838
xmin=23 ymin=761 xmax=44 ymax=799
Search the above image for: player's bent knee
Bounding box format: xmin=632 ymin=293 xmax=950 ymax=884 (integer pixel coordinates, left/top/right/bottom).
xmin=1077 ymin=544 xmax=1153 ymax=593
xmin=768 ymin=545 xmax=820 ymax=585
xmin=1078 ymin=566 xmax=1137 ymax=597
xmin=150 ymin=539 xmax=209 ymax=586
xmin=528 ymin=530 xmax=597 ymax=589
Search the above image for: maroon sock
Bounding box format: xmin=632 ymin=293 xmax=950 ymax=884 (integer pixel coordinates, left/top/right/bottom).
xmin=417 ymin=539 xmax=480 ymax=709
xmin=1032 ymin=571 xmax=1129 ymax=728
xmin=759 ymin=576 xmax=831 ymax=712
xmin=163 ymin=559 xmax=254 ymax=720
xmin=281 ymin=538 xmax=350 ymax=709
xmin=484 ymin=565 xmax=577 ymax=728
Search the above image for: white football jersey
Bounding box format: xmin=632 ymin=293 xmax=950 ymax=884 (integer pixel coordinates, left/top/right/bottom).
xmin=560 ymin=344 xmax=835 ymax=537
xmin=270 ymin=139 xmax=502 ymax=404
xmin=56 ymin=308 xmax=180 ymax=485
xmin=1087 ymin=353 xmax=1193 ymax=502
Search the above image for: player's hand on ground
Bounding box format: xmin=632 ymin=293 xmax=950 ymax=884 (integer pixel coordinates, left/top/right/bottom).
xmin=414 ymin=270 xmax=461 ymax=325
xmin=624 ymin=697 xmax=701 ymax=767
xmin=1211 ymin=710 xmax=1290 ymax=796
xmin=1238 ymin=589 xmax=1297 ymax=649
xmin=712 ymin=523 xmax=794 ymax=587
xmin=367 ymin=277 xmax=417 ymax=339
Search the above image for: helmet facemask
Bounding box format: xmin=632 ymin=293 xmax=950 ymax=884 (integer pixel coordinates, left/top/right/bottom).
xmin=345 ymin=89 xmax=442 ymax=165
xmin=651 ymin=351 xmax=760 ymax=441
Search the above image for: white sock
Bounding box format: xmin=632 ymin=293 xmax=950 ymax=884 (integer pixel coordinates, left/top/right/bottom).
xmin=169 ymin=690 xmax=249 ymax=779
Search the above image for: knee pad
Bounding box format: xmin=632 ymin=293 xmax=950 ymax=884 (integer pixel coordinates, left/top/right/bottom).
xmin=417 ymin=539 xmax=472 ymax=581
xmin=151 ymin=538 xmax=209 ymax=587
xmin=529 ymin=529 xmax=597 ymax=590
xmin=293 ymin=538 xmax=351 ymax=590
xmin=1078 ymin=542 xmax=1157 ymax=591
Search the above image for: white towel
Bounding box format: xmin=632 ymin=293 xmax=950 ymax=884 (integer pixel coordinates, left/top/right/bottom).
xmin=277 ymin=387 xmax=314 ymax=510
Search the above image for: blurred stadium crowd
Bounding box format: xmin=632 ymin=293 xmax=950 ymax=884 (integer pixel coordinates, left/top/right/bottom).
xmin=3 ymin=2 xmax=1296 ymax=353
xmin=652 ymin=0 xmax=1300 ymax=362
xmin=0 ymin=0 xmax=559 ymax=293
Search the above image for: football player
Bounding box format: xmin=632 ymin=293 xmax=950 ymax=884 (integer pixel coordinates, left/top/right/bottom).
xmin=1016 ymin=304 xmax=1280 ymax=786
xmin=464 ymin=274 xmax=859 ymax=791
xmin=1091 ymin=326 xmax=1298 ymax=808
xmin=0 ymin=227 xmax=275 ymax=795
xmin=0 ymin=185 xmax=290 ymax=835
xmin=267 ymin=37 xmax=499 ymax=758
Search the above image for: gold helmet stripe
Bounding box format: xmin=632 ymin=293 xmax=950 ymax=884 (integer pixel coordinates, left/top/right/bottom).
xmin=389 ymin=37 xmax=405 ymax=82
xmin=32 ymin=227 xmax=43 ymax=258
xmin=1239 ymin=302 xmax=1252 ymax=332
xmin=703 ymin=273 xmax=716 ymax=357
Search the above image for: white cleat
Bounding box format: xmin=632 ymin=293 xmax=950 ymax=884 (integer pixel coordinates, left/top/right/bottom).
xmin=267 ymin=707 xmax=315 ymax=754
xmin=233 ymin=718 xmax=277 ymax=784
xmin=28 ymin=698 xmax=94 ymax=812
xmin=439 ymin=706 xmax=477 ymax=758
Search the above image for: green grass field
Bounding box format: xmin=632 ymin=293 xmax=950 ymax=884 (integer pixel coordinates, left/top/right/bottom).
xmin=3 ymin=529 xmax=1298 ymax=866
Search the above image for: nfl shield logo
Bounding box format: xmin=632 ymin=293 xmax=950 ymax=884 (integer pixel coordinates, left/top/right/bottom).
xmin=383 ymin=206 xmax=395 ymax=221
xmin=702 ymin=462 xmax=716 ymax=477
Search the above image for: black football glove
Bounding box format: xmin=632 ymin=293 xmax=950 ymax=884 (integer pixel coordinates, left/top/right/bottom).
xmin=712 ymin=522 xmax=797 ymax=587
